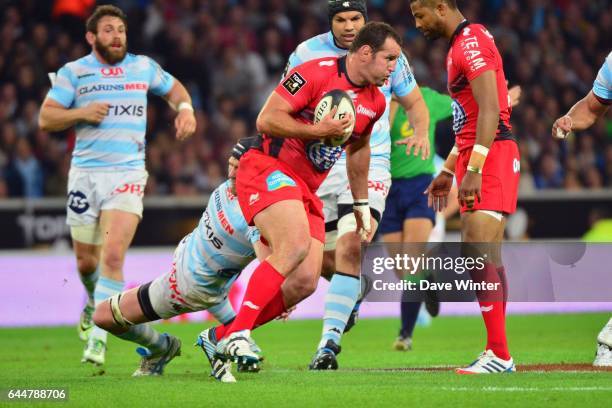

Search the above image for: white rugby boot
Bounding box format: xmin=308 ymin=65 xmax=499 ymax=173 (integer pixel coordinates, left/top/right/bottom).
xmin=456 ymin=349 xmax=516 ymax=374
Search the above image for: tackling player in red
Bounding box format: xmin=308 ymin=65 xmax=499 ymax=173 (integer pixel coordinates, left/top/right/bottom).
xmin=207 ymin=22 xmax=399 ymax=369
xmin=410 ymin=0 xmax=519 ymax=374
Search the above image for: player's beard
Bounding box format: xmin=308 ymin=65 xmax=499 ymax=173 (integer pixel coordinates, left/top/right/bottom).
xmin=95 ymin=38 xmax=127 ymax=65
xmin=420 ymin=20 xmax=445 ymax=40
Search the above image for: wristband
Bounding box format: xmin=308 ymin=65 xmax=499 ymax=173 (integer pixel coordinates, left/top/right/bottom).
xmin=441 ymin=166 xmax=455 ymax=176
xmin=472 ymin=144 xmax=489 ymax=157
xmin=468 ymin=144 xmax=488 ymax=170
xmin=177 ymin=102 xmax=194 ymax=112
xmin=467 ymin=165 xmax=482 ymax=174
xmin=353 ymin=199 xmax=371 ymax=240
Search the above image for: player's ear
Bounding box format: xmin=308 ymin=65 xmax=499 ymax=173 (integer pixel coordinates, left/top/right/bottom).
xmin=358 ymin=45 xmax=372 ymax=60
xmin=85 ymin=31 xmax=96 ymax=47
xmin=435 ymin=1 xmax=447 ymax=17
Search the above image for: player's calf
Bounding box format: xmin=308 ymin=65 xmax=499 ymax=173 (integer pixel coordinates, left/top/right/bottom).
xmin=281 ymin=272 xmax=319 ymax=306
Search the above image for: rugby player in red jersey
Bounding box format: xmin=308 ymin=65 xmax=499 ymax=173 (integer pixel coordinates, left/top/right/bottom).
xmin=207 ymin=22 xmax=399 ymax=368
xmin=410 ymin=0 xmax=519 ymax=373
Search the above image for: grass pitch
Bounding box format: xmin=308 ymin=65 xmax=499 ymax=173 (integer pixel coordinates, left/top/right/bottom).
xmin=1 ymin=313 xmax=611 ymax=407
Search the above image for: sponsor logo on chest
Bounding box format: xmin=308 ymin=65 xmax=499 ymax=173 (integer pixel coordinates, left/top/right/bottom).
xmin=100 ymin=67 xmax=125 ymax=78
xmin=356 ymin=104 xmax=376 ymax=119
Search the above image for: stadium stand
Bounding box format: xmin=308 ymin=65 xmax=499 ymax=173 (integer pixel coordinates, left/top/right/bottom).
xmin=0 ymin=0 xmax=610 ymax=198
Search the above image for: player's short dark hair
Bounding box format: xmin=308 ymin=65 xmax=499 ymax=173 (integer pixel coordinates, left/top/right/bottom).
xmin=86 ymin=5 xmax=128 ymax=34
xmin=410 ymin=0 xmax=458 ymax=9
xmin=349 ymin=22 xmax=402 ymax=54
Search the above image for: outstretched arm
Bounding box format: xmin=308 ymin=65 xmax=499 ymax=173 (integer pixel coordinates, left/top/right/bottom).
xmin=552 ymin=91 xmax=609 ymax=139
xmin=395 ymin=86 xmax=430 ymax=159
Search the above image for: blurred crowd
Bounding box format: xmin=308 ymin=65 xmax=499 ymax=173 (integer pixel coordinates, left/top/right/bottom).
xmin=0 ymin=0 xmax=611 ymax=198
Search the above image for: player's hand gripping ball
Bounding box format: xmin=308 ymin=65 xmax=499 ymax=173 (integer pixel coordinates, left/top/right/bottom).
xmin=314 ymin=89 xmax=356 ymax=147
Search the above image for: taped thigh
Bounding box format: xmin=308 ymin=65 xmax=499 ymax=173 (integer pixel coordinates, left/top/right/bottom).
xmin=70 ymin=223 xmax=102 ymax=245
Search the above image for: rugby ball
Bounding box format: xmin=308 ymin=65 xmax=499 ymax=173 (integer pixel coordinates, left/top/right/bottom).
xmin=313 ymin=89 xmax=356 ymax=147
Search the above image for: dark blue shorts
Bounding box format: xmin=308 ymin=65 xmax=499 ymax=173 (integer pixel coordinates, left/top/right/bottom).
xmin=379 ymin=174 xmax=435 ymax=234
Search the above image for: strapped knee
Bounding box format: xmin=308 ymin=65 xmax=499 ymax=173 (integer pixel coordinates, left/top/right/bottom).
xmin=109 ymin=293 xmax=134 ymax=328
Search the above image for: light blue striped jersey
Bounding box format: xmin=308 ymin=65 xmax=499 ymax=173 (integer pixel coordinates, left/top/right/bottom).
xmin=593 ymin=51 xmax=612 ymax=103
xmin=46 ymin=52 xmax=175 ymax=170
xmin=285 ymin=31 xmax=417 ymax=164
xmin=178 ymin=180 xmax=260 ymax=297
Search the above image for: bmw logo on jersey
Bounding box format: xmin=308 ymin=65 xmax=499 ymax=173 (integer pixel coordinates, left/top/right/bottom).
xmin=451 ymin=99 xmax=467 ymax=134
xmin=305 ymin=141 xmax=343 ymax=172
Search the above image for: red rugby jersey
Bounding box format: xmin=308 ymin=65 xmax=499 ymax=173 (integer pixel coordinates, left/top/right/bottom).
xmin=447 ymin=21 xmax=514 ymax=151
xmin=263 ymin=56 xmax=386 ymax=191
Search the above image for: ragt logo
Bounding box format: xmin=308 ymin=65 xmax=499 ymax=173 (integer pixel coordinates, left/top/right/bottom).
xmin=513 ymin=158 xmax=520 ymax=174
xmin=101 ymin=67 xmax=125 ymax=77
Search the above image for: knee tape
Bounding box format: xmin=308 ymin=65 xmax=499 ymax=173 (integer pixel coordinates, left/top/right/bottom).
xmin=109 ymin=293 xmax=134 ymax=328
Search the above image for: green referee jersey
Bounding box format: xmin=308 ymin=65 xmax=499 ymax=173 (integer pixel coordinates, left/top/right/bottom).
xmin=390 ymin=87 xmax=453 ymax=179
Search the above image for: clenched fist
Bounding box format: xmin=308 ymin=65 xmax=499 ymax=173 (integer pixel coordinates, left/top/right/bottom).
xmin=175 ymin=109 xmax=196 ymax=141
xmin=81 ymin=102 xmax=109 ymax=125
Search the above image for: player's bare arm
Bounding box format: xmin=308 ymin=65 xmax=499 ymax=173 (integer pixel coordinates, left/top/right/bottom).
xmin=256 ymin=91 xmax=351 ymax=140
xmin=394 ymin=86 xmax=431 ymax=160
xmin=552 ymin=91 xmax=609 ymax=139
xmin=346 ymin=133 xmax=373 ymax=241
xmin=508 ymin=84 xmax=522 ymax=107
xmin=460 ymin=70 xmax=500 ymax=208
xmin=38 ymin=98 xmax=109 ymax=132
xmin=163 ymin=80 xmax=196 ymax=141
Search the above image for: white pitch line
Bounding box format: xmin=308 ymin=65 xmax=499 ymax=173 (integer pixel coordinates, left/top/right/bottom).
xmin=439 ymin=386 xmax=612 ymax=392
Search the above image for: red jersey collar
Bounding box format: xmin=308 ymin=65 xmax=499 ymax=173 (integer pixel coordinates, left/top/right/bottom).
xmin=449 ymin=20 xmax=470 ymax=46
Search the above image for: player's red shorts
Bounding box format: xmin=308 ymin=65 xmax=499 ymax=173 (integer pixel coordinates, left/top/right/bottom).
xmin=236 ymin=149 xmax=325 ymax=243
xmin=455 ymin=140 xmax=520 ymax=214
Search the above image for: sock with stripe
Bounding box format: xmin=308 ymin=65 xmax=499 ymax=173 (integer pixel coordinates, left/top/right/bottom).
xmin=213 ymin=290 xmax=286 ymax=340
xmin=253 ymin=289 xmax=286 ymax=329
xmin=79 ymin=266 xmax=99 ymax=307
xmin=222 ymin=260 xmax=285 ymax=338
xmin=91 ymin=276 xmax=124 ymax=343
xmin=473 ymin=263 xmax=509 ymax=360
xmin=318 ymin=272 xmax=360 ymax=349
xmin=117 ymin=324 xmax=168 ymax=355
